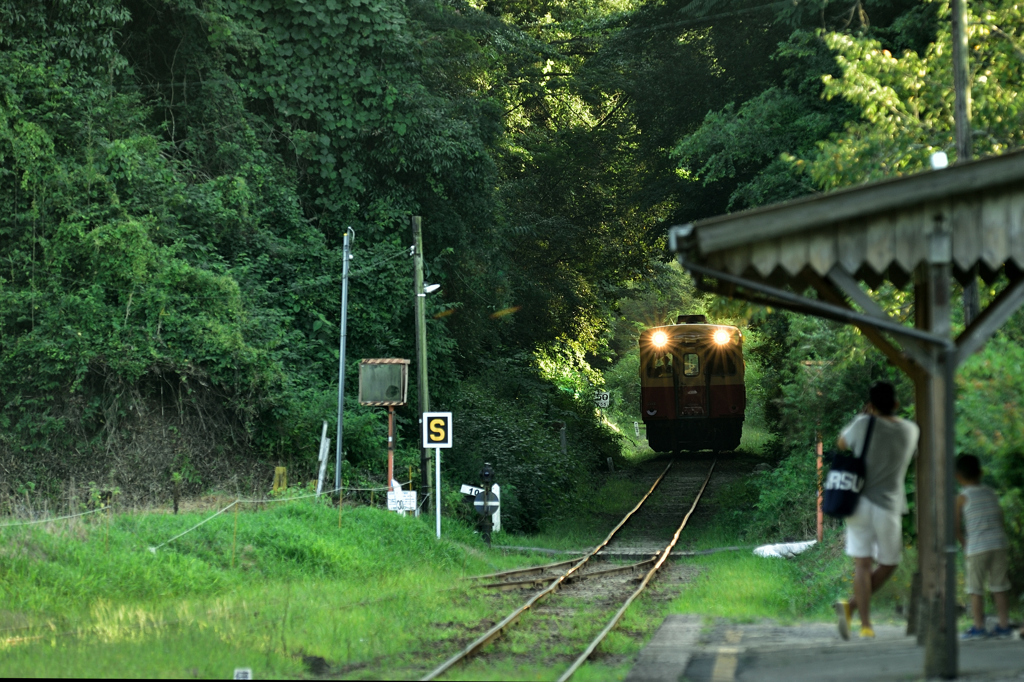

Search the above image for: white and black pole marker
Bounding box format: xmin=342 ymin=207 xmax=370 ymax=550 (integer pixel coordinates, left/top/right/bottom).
xmin=422 ymin=411 xmax=452 ymax=539
xmin=477 ymin=462 xmax=497 ymax=547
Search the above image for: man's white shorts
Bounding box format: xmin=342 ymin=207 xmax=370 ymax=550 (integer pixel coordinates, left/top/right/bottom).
xmin=845 ymin=497 xmax=903 ymax=565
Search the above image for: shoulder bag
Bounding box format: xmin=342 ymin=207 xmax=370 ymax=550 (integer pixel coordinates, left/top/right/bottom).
xmin=822 ymin=415 xmax=875 ymax=519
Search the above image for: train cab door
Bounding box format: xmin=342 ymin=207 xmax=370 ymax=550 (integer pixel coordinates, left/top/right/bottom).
xmin=675 ymin=348 xmax=706 ymax=417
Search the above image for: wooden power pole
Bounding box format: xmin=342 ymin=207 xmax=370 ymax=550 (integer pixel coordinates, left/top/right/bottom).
xmin=412 ymin=216 xmax=431 ymax=511
xmin=952 ymin=0 xmax=980 ymax=325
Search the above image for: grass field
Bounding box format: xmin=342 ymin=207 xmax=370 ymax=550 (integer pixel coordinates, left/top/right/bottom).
xmin=0 ymin=498 xmax=546 ymax=678
xmin=3 ymin=460 xmax=999 ymax=680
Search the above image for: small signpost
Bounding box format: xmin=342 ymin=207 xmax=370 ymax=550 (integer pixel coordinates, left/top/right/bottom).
xmin=479 ymin=462 xmax=496 ymax=546
xmin=473 ymin=491 xmax=499 ymax=515
xmin=359 ymin=359 xmax=410 ymax=497
xmin=387 ymin=490 xmax=418 ymax=513
xmin=462 ymin=484 xmax=500 ymax=531
xmin=594 ymin=391 xmax=610 ymax=408
xmin=634 ymin=421 xmax=640 ymax=438
xmin=422 ymin=411 xmax=452 ymax=539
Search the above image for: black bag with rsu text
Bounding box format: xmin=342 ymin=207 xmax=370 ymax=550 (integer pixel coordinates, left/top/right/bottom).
xmin=822 ymin=416 xmax=875 ymax=519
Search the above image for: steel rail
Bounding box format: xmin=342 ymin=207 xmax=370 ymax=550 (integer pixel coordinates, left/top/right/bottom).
xmin=556 ymin=459 xmax=717 ymax=682
xmin=420 ymin=462 xmax=674 ymax=681
xmin=481 ymin=557 xmax=658 ymax=591
xmin=469 ymin=558 xmax=579 ymax=582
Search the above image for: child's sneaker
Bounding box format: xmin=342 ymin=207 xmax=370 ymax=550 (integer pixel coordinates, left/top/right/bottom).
xmin=834 ymin=600 xmax=852 ymax=641
xmin=961 ymin=626 xmax=989 ymax=640
xmin=859 ymin=626 xmax=875 ymax=639
xmin=990 ymin=625 xmax=1014 ymax=639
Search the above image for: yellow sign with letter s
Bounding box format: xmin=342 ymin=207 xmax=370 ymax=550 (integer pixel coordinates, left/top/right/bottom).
xmin=421 ymin=411 xmax=453 ymax=448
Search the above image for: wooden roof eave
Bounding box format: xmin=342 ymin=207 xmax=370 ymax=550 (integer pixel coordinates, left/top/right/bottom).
xmin=668 ymin=149 xmax=1024 ymax=287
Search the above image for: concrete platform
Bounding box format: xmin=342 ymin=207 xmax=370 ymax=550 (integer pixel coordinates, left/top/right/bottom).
xmin=626 ymin=616 xmax=1024 ymax=681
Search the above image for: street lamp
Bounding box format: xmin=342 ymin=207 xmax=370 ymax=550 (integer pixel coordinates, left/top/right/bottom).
xmin=424 ymin=283 xmax=441 ymax=295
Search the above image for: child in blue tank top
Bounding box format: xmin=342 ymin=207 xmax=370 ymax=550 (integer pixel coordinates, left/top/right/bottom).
xmin=955 ymin=454 xmax=1013 ymax=639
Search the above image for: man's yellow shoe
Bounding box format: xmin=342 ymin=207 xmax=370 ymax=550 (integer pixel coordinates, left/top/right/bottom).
xmin=859 ymin=626 xmax=875 ymax=639
xmin=834 ymin=600 xmax=852 ymax=640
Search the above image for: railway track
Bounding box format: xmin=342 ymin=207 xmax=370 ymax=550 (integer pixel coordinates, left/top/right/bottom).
xmin=421 ymin=458 xmax=717 ymax=681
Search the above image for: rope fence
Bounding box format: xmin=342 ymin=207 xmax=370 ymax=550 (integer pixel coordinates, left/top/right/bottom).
xmin=0 ymin=506 xmax=108 ymax=529
xmin=0 ymin=481 xmax=412 ymax=531
xmin=0 ymin=476 xmax=433 ymax=562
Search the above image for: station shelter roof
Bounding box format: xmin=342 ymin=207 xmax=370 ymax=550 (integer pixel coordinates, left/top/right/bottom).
xmin=668 ymin=148 xmax=1024 ymax=290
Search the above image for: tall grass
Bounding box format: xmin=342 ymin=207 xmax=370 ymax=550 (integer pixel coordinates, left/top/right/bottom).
xmin=0 ymin=500 xmax=541 ymax=678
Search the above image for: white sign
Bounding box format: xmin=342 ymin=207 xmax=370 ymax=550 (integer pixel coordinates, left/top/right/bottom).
xmin=233 ymin=669 xmax=253 ymax=681
xmin=422 ymin=411 xmax=453 ymax=448
xmin=387 ymin=490 xmax=417 ymax=513
xmin=634 ymin=421 xmax=640 ymax=438
xmin=594 ymin=391 xmax=610 ymax=408
xmin=460 ymin=484 xmax=484 ymax=496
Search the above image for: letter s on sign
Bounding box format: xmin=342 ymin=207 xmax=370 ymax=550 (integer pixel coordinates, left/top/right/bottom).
xmin=429 ymin=418 xmax=446 ymax=442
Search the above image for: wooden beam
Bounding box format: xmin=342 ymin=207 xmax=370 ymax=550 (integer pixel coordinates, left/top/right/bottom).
xmin=826 ymin=266 xmax=934 ymax=372
xmin=954 ymin=276 xmax=1024 ymax=367
xmin=680 ymin=257 xmax=949 ymax=348
xmin=802 ymin=271 xmax=922 ymax=380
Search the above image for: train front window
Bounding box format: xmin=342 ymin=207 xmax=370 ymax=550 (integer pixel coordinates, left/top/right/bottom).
xmin=683 ymin=353 xmax=700 ymax=377
xmin=647 ymin=353 xmax=672 ymax=378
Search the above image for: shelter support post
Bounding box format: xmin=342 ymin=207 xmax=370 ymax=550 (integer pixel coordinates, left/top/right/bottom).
xmin=913 ymin=261 xmax=958 ymax=679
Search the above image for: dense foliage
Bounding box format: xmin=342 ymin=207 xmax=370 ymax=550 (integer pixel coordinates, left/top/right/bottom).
xmin=2 ymin=0 xmax=1023 ymax=559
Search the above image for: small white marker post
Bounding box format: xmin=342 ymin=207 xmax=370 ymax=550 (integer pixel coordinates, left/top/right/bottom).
xmin=422 ymin=411 xmax=453 ymax=540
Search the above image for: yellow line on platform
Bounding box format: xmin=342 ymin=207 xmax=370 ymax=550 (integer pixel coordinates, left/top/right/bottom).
xmin=710 ymin=646 xmax=740 ymax=682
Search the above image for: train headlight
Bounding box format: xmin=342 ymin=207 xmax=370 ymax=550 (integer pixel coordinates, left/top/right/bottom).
xmin=713 ymin=329 xmax=730 ymax=345
xmin=651 ymin=331 xmax=668 ymax=348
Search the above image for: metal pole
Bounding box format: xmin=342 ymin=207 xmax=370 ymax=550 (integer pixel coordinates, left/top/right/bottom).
xmin=816 ymin=432 xmax=823 ymax=544
xmin=336 ymin=227 xmax=354 ymax=496
xmin=412 ymin=216 xmax=430 ymax=510
xmin=388 ymin=405 xmax=395 ymax=490
xmin=435 ymin=447 xmax=441 ymax=539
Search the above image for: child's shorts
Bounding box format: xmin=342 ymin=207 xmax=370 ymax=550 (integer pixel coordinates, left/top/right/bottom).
xmin=966 ymin=548 xmax=1010 ymax=595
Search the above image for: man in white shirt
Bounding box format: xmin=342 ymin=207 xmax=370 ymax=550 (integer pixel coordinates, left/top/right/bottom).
xmin=833 ymin=381 xmax=919 ymax=640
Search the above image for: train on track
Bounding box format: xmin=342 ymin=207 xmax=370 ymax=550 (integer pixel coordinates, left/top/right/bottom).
xmin=639 ymin=314 xmax=745 ymax=452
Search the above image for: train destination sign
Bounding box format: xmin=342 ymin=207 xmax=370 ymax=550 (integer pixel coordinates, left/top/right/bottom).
xmin=422 ymin=411 xmax=453 ymax=448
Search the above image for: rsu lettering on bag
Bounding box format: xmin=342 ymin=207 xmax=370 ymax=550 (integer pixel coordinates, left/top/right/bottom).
xmin=825 ymin=470 xmax=865 ymax=493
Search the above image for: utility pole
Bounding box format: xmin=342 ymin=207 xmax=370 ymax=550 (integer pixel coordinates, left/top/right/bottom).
xmin=952 ymin=0 xmax=980 ymax=325
xmin=335 ymin=227 xmax=354 ymax=497
xmin=412 ymin=216 xmax=430 ymax=511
